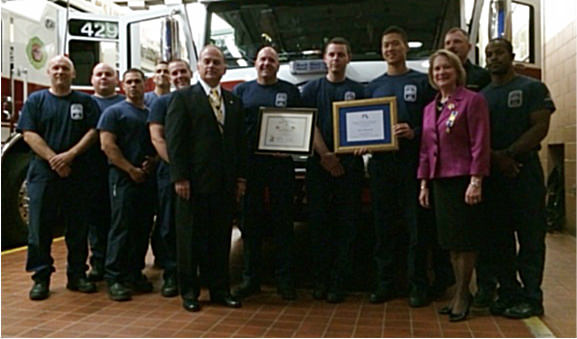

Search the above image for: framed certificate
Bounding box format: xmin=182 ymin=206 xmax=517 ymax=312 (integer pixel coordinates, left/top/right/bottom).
xmin=332 ymin=97 xmax=398 ymax=154
xmin=256 ymin=107 xmax=317 ymax=155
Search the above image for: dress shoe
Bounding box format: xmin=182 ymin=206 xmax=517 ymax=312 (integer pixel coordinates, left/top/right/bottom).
xmin=369 ymin=288 xmax=394 ymax=304
xmin=29 ymin=281 xmax=50 ymax=301
xmin=489 ymin=296 xmax=518 ymax=316
xmin=473 ymin=287 xmax=496 ymax=308
xmin=326 ymin=292 xmax=345 ymax=304
xmin=438 ymin=305 xmax=452 ymax=315
xmin=182 ymin=298 xmax=201 ymax=312
xmin=67 ymin=277 xmax=97 ymax=293
xmin=87 ymin=266 xmax=104 ymax=282
xmin=449 ymin=295 xmax=472 ymax=322
xmin=212 ymin=295 xmax=242 ymax=308
xmin=503 ymin=302 xmax=544 ymax=319
xmin=130 ymin=275 xmax=153 ymax=293
xmin=161 ymin=276 xmax=178 ymax=298
xmin=409 ymin=288 xmax=430 ymax=308
xmin=449 ymin=307 xmax=470 ymax=322
xmin=232 ymin=283 xmax=261 ymax=299
xmin=108 ymin=282 xmax=132 ymax=301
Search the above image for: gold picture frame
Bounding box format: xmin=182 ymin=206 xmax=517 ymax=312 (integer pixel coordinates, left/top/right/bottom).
xmin=332 ymin=97 xmax=398 ymax=154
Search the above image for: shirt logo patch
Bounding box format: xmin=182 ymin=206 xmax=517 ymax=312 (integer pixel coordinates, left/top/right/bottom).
xmin=404 ymin=85 xmax=417 ymax=102
xmin=344 ymin=91 xmax=356 ymax=101
xmin=275 ymin=92 xmax=288 ymax=107
xmin=508 ymin=90 xmax=523 ymax=108
xmin=70 ymin=104 xmax=84 ymax=120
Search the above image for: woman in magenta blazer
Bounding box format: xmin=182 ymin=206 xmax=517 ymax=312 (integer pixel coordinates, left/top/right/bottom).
xmin=418 ymin=49 xmax=490 ymax=322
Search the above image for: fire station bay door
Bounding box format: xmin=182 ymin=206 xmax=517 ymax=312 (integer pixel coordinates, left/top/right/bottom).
xmin=65 ymin=5 xmax=197 ymax=89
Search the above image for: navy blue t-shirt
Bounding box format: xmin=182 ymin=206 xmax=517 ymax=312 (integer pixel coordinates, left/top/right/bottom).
xmin=97 ymin=100 xmax=155 ymax=168
xmin=92 ymin=94 xmax=125 ymax=112
xmin=88 ymin=94 xmax=126 ymax=177
xmin=365 ymin=69 xmax=435 ymax=154
xmin=233 ymin=79 xmax=301 ymax=153
xmin=147 ymin=93 xmax=173 ymax=125
xmin=482 ymin=75 xmax=555 ymax=151
xmin=301 ymin=77 xmax=365 ymax=152
xmin=17 ymin=89 xmax=99 ymax=182
xmin=464 ymin=61 xmax=491 ymax=92
xmin=146 ymin=93 xmax=174 ymax=183
xmin=144 ymin=91 xmax=160 ymax=108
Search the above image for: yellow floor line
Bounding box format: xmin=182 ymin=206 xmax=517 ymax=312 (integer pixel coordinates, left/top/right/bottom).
xmin=1 ymin=237 xmax=64 ymax=255
xmin=524 ymin=316 xmax=556 ymax=338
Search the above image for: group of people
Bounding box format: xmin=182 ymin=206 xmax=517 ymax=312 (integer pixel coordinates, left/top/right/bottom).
xmin=18 ymin=24 xmax=554 ymax=322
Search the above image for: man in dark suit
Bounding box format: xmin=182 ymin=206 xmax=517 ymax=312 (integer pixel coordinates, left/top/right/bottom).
xmin=166 ymin=45 xmax=247 ymax=312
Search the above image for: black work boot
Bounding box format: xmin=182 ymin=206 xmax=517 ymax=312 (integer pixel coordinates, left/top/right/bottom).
xmin=108 ymin=281 xmax=132 ymax=301
xmin=29 ymin=280 xmax=50 ymax=301
xmin=67 ymin=277 xmax=97 ymax=293
xmin=161 ymin=275 xmax=178 ymax=298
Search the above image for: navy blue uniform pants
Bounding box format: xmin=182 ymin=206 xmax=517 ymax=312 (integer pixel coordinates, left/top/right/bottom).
xmin=369 ymin=153 xmax=429 ymax=292
xmin=155 ymin=163 xmax=177 ymax=278
xmin=241 ymin=156 xmax=295 ymax=288
xmin=86 ymin=174 xmax=110 ymax=270
xmin=105 ymin=168 xmax=155 ymax=283
xmin=26 ymin=178 xmax=89 ymax=282
xmin=306 ymin=155 xmax=363 ymax=293
xmin=484 ymin=155 xmax=547 ymax=305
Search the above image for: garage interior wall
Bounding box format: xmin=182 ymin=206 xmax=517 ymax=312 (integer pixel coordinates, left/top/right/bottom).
xmin=541 ymin=0 xmax=577 ymax=235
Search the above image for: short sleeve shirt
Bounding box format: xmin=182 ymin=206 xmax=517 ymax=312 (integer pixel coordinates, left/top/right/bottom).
xmin=147 ymin=93 xmax=173 ymax=126
xmin=17 ymin=89 xmax=99 ymax=182
xmin=144 ymin=91 xmax=159 ymax=108
xmin=365 ymin=70 xmax=435 ymax=145
xmin=233 ymin=79 xmax=301 ymax=153
xmin=89 ymin=94 xmax=125 ymax=177
xmin=92 ymin=94 xmax=125 ymax=112
xmin=481 ymin=75 xmax=556 ymax=151
xmin=97 ymin=100 xmax=155 ymax=167
xmin=464 ymin=61 xmax=491 ymax=92
xmin=301 ymin=77 xmax=365 ymax=152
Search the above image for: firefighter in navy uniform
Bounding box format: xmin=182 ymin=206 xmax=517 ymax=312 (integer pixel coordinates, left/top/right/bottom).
xmin=301 ymin=38 xmax=365 ymax=303
xmin=366 ymin=26 xmax=436 ymax=307
xmin=444 ymin=27 xmax=491 ymax=92
xmin=98 ymin=68 xmax=157 ymax=301
xmin=18 ymin=55 xmax=99 ymax=300
xmin=481 ymin=38 xmax=555 ymax=319
xmin=148 ymin=59 xmax=194 ymax=297
xmin=86 ymin=63 xmax=125 ymax=282
xmin=232 ymin=46 xmax=301 ymax=301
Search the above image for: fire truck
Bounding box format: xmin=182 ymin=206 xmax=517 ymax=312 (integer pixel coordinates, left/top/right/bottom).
xmin=1 ymin=0 xmax=542 ymax=248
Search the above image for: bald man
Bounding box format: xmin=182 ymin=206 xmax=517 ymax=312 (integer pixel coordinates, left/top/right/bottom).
xmin=17 ymin=55 xmax=100 ymax=300
xmin=86 ymin=63 xmax=125 ymax=282
xmin=232 ymin=47 xmax=300 ymax=300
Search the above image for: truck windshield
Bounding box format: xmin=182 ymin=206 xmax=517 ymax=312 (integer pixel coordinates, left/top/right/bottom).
xmin=206 ymin=0 xmax=460 ymax=68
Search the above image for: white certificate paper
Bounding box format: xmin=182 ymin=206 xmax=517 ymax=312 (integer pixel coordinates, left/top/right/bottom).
xmin=261 ymin=114 xmax=310 ymax=150
xmin=345 ymin=109 xmax=385 ymax=142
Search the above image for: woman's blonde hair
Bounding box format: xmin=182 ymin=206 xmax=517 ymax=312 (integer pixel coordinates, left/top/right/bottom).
xmin=427 ymin=49 xmax=466 ymax=89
